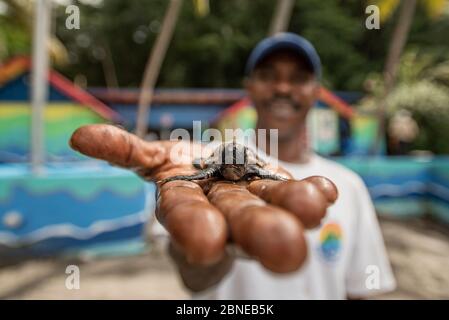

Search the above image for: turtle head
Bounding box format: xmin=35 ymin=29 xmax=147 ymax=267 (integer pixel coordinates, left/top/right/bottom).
xmin=217 ymin=141 xmax=248 ymax=180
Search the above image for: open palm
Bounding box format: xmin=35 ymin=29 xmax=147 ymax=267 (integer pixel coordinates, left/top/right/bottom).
xmin=70 ymin=124 xmax=337 ymax=273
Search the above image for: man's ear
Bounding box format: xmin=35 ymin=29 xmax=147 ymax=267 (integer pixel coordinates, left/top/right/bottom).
xmin=312 ymin=81 xmax=321 ymax=100
xmin=244 ymin=77 xmax=254 ymax=99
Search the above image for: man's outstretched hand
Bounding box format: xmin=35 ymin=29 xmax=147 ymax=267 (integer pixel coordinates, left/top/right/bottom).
xmin=70 ymin=124 xmax=338 ymax=275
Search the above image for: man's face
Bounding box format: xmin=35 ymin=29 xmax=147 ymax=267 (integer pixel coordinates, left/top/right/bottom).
xmin=245 ymin=50 xmax=320 ymax=140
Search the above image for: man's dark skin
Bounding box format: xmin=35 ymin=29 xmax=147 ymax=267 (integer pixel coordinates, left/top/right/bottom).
xmin=69 ymin=48 xmax=366 ymax=299
xmin=171 ymin=49 xmax=321 ymax=292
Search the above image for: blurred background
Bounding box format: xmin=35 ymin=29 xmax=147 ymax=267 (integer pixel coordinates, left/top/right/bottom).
xmin=0 ymin=0 xmax=448 ymax=299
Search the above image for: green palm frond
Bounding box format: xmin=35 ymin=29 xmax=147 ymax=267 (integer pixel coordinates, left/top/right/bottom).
xmin=192 ymin=0 xmax=209 ymax=17
xmin=421 ymin=0 xmax=447 ymax=19
xmin=369 ymin=0 xmax=401 ymax=23
xmin=369 ymin=0 xmax=448 ymax=23
xmin=1 ymin=0 xmax=69 ymax=65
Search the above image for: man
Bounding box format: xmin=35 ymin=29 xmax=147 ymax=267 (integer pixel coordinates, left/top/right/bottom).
xmin=169 ymin=33 xmax=396 ymax=299
xmin=70 ymin=33 xmax=396 ymax=300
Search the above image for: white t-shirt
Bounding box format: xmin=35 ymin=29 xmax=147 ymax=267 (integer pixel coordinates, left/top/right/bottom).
xmin=192 ymin=148 xmax=396 ymax=300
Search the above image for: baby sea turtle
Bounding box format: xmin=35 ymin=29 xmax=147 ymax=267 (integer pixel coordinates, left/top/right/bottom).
xmin=159 ymin=141 xmax=289 ymax=184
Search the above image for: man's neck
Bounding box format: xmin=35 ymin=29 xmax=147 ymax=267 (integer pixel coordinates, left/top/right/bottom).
xmin=255 ymin=125 xmax=312 ymax=164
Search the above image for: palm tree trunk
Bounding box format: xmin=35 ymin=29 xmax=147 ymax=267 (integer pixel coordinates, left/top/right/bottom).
xmin=135 ymin=0 xmax=183 ymax=138
xmin=31 ymin=0 xmax=51 ymax=174
xmin=375 ymin=0 xmax=417 ymax=154
xmin=101 ymin=40 xmax=119 ymax=89
xmin=269 ymin=0 xmax=295 ymax=35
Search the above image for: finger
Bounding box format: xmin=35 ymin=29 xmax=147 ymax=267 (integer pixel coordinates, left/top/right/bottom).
xmin=70 ymin=124 xmax=166 ymax=170
xmin=262 ymin=163 xmax=294 ymax=179
xmin=247 ymin=176 xmax=338 ymax=229
xmin=207 ymin=182 xmax=307 ymax=273
xmin=157 ymin=180 xmax=228 ymax=266
xmin=303 ymin=176 xmax=339 ymax=204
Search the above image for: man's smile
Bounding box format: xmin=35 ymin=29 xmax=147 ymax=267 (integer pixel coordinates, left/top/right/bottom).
xmin=266 ymin=97 xmax=301 ymax=119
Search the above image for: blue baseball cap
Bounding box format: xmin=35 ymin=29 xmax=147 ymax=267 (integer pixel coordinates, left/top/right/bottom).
xmin=245 ymin=32 xmax=321 ymax=79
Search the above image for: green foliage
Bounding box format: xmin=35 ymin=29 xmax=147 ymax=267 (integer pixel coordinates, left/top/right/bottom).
xmin=290 ymin=0 xmax=368 ymax=89
xmin=0 ymin=19 xmax=29 ymax=59
xmin=0 ymin=1 xmax=30 ymax=60
xmin=388 ymin=81 xmax=449 ymax=153
xmin=358 ymin=51 xmax=449 ymax=154
xmin=54 ymin=0 xmax=272 ymax=87
xmin=1 ymin=0 xmax=448 ymax=90
xmin=51 ymin=0 xmax=393 ymax=89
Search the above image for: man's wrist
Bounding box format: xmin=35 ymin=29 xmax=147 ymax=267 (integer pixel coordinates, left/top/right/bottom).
xmin=168 ymin=241 xmax=234 ymax=292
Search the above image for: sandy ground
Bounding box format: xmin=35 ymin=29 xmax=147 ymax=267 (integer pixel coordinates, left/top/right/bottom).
xmin=0 ymin=216 xmax=448 ymax=300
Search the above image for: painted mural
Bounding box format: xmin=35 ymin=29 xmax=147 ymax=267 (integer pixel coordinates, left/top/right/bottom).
xmin=346 ymin=113 xmax=384 ymax=156
xmin=0 ymin=163 xmax=152 ymax=259
xmin=337 ymin=156 xmax=449 ymax=224
xmin=214 ymin=87 xmax=354 ymax=156
xmin=1 ymin=57 xmax=448 ymax=261
xmin=0 ymin=57 xmax=143 ymax=260
xmin=0 ymin=103 xmax=105 ymax=162
xmin=0 ymin=56 xmax=120 ymax=163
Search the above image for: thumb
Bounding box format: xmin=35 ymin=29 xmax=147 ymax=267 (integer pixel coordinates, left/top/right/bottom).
xmin=70 ymin=124 xmax=166 ymax=169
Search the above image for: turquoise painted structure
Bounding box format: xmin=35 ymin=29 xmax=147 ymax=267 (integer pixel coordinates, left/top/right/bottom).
xmin=0 ymin=162 xmax=153 ymax=260
xmin=0 ymin=64 xmax=447 ymax=261
xmin=0 ymin=58 xmax=149 ymax=261
xmin=336 ymin=156 xmax=449 ymax=224
xmin=1 ymin=156 xmax=448 ymax=260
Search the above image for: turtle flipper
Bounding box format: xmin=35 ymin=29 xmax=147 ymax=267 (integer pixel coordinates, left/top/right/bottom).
xmin=192 ymin=158 xmax=203 ymax=169
xmin=244 ymin=166 xmax=289 ymax=181
xmin=158 ymin=166 xmax=219 ymax=184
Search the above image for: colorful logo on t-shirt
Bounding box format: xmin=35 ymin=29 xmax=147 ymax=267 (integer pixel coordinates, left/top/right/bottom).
xmin=319 ymin=222 xmax=343 ymax=262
